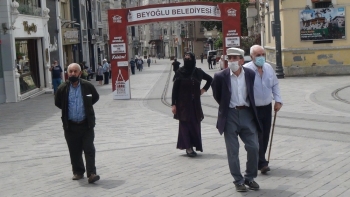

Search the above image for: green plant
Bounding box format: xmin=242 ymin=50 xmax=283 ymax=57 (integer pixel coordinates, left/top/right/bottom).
xmin=214 ymin=32 xmax=223 ymax=49
xmin=240 ymin=34 xmax=261 ymax=55
xmin=201 ymin=0 xmax=250 ymax=35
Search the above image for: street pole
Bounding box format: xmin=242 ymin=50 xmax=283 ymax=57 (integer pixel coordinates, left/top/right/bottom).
xmin=273 ymin=0 xmax=284 ymax=78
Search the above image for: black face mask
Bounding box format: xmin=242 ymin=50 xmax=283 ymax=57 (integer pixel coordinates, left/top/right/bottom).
xmin=69 ymin=76 xmax=79 ymax=83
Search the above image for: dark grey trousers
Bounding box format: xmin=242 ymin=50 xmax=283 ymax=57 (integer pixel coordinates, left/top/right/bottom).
xmin=64 ymin=123 xmax=96 ymax=177
xmin=223 ymin=108 xmax=259 ymax=185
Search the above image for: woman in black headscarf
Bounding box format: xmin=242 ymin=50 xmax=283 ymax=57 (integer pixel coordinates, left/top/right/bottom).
xmin=171 ymin=52 xmax=213 ymax=157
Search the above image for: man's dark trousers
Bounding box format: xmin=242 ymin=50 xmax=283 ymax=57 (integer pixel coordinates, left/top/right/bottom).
xmin=64 ymin=122 xmax=96 ymax=177
xmin=208 ymin=61 xmax=212 ymax=69
xmin=256 ymin=103 xmax=272 ymax=169
xmin=104 ymin=72 xmax=109 ymax=84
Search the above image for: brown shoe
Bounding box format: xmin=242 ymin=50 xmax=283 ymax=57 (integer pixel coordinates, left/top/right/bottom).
xmin=88 ymin=174 xmax=100 ymax=183
xmin=260 ymin=166 xmax=271 ymax=174
xmin=72 ymin=174 xmax=84 ymax=180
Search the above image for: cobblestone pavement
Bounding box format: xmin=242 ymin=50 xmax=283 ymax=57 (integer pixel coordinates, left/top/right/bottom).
xmin=1 ymin=59 xmax=350 ymax=197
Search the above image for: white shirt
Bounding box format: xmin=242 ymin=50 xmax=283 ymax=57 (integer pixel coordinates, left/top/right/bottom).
xmin=243 ymin=61 xmax=282 ymax=106
xmin=229 ymin=68 xmax=250 ymax=108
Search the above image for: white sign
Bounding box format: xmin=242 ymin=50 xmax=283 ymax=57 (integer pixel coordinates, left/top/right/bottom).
xmin=111 ymin=43 xmax=126 ymax=54
xmin=128 ymin=5 xmax=219 ymax=22
xmin=225 ymin=37 xmax=240 ymax=47
xmin=226 ymin=30 xmax=238 ymax=36
xmin=117 ymin=61 xmax=128 ymax=67
xmin=112 ymin=54 xmax=127 ymax=59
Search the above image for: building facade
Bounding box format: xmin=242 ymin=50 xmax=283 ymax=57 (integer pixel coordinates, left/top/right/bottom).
xmin=0 ymin=0 xmax=51 ymax=104
xmin=262 ymin=0 xmax=350 ymax=76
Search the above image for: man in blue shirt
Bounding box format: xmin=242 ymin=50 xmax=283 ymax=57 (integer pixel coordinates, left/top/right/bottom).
xmin=243 ymin=45 xmax=283 ymax=174
xmin=55 ymin=63 xmax=100 ymax=184
xmin=49 ymin=60 xmax=62 ymax=94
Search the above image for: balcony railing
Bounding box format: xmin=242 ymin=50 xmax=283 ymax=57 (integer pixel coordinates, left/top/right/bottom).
xmin=17 ymin=4 xmax=42 ymax=17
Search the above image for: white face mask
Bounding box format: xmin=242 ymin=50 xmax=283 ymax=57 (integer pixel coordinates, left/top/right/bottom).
xmin=228 ymin=61 xmax=240 ymax=72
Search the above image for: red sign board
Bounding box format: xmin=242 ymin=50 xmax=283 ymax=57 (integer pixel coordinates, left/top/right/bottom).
xmin=108 ymin=2 xmax=240 ymax=99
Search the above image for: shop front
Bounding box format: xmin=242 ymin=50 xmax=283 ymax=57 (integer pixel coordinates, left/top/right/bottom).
xmin=15 ymin=39 xmax=42 ymax=94
xmin=61 ymin=27 xmax=80 ymax=76
xmin=8 ymin=15 xmax=50 ymax=102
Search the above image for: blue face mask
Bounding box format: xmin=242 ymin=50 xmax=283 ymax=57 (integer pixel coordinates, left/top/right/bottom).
xmin=254 ymin=56 xmax=265 ymax=67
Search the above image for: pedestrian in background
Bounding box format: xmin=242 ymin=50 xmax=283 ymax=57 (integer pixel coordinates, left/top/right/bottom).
xmin=130 ymin=58 xmax=136 ymax=75
xmin=86 ymin=67 xmax=94 ymax=81
xmin=54 ymin=63 xmax=100 ymax=184
xmin=207 ymin=53 xmax=213 ymax=69
xmin=172 ymin=58 xmax=180 ymax=73
xmin=96 ymin=63 xmax=103 ymax=86
xmin=243 ymin=45 xmax=282 ymax=174
xmin=211 ymin=47 xmax=262 ymax=192
xmin=147 ymin=57 xmax=151 ymax=67
xmin=171 ymin=58 xmax=181 ymax=82
xmin=171 ymin=52 xmax=213 ymax=157
xmin=49 ymin=60 xmax=62 ymax=95
xmin=102 ymin=59 xmax=109 ymax=85
xmin=137 ymin=58 xmax=143 ymax=72
xmin=200 ymin=53 xmax=204 ymax=63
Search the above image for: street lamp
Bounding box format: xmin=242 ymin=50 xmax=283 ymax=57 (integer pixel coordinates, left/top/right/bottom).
xmin=203 ymin=27 xmax=219 ymax=51
xmin=273 ymin=0 xmax=284 ymax=78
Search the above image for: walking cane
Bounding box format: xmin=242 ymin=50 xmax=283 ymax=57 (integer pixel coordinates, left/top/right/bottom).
xmin=267 ymin=111 xmax=277 ymax=162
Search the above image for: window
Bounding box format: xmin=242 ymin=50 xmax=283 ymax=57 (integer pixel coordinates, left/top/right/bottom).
xmin=17 ymin=0 xmax=42 ymax=16
xmin=60 ymin=0 xmax=69 ymax=20
xmin=97 ymin=2 xmax=102 ymax=22
xmin=80 ymin=3 xmax=86 ymax=29
xmin=314 ymin=1 xmax=332 ymax=9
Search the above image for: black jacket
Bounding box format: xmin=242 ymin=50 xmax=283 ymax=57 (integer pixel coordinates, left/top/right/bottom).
xmin=172 ymin=67 xmax=212 ymax=122
xmin=55 ymin=79 xmax=99 ymax=130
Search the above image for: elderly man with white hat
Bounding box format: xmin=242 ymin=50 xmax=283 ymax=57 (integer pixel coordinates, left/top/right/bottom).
xmin=211 ymin=47 xmax=263 ymax=192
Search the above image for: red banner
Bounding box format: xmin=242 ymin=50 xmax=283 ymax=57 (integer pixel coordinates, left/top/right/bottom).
xmin=108 ymin=2 xmax=240 ymax=99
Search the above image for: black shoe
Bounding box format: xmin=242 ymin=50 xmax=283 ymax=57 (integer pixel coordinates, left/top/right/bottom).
xmin=235 ymin=183 xmax=247 ymax=192
xmin=186 ymin=150 xmax=196 ymax=157
xmin=260 ymin=166 xmax=270 ymax=174
xmin=88 ymin=174 xmax=100 ymax=183
xmin=244 ymin=180 xmax=259 ymax=190
xmin=72 ymin=174 xmax=84 ymax=180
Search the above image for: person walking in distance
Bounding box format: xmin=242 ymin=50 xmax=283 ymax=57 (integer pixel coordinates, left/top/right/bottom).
xmin=137 ymin=58 xmax=143 ymax=72
xmin=207 ymin=53 xmax=213 ymax=69
xmin=211 ymin=47 xmax=262 ymax=192
xmin=54 ymin=63 xmax=100 ymax=184
xmin=102 ymin=59 xmax=109 ymax=85
xmin=172 ymin=58 xmax=180 ymax=72
xmin=200 ymin=53 xmax=204 ymax=64
xmin=130 ymin=58 xmax=136 ymax=75
xmin=147 ymin=57 xmax=151 ymax=67
xmin=96 ymin=63 xmax=104 ymax=86
xmin=171 ymin=58 xmax=181 ymax=82
xmin=171 ymin=52 xmax=213 ymax=157
xmin=49 ymin=60 xmax=62 ymax=94
xmin=243 ymin=45 xmax=282 ymax=174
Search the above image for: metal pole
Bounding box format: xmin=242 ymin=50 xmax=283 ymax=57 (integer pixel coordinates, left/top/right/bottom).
xmin=273 ymin=0 xmax=284 ymax=78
